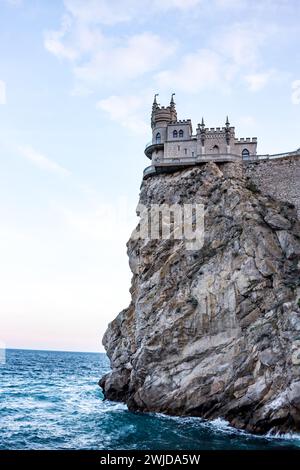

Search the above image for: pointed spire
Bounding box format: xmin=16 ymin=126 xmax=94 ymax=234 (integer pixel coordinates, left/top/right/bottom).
xmin=225 ymin=116 xmax=230 ymax=145
xmin=170 ymin=92 xmax=177 ymax=122
xmin=153 ymin=93 xmax=159 ymax=107
xmin=201 ymin=117 xmax=205 ymax=128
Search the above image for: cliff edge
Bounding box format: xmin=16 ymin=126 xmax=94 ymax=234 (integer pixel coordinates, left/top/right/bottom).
xmin=100 ymin=162 xmax=300 ymax=434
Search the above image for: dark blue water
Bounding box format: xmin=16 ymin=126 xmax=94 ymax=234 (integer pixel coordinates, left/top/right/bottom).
xmin=0 ymin=349 xmax=299 ymax=450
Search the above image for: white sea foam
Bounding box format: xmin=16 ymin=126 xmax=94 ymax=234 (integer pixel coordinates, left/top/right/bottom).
xmin=152 ymin=411 xmax=300 ymax=444
xmin=100 ymin=401 xmax=128 ymax=413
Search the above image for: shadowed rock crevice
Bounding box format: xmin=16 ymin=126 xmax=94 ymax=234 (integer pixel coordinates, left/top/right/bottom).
xmin=100 ymin=162 xmax=300 ymax=434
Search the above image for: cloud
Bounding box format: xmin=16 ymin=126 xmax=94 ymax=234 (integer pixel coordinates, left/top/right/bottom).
xmin=74 ymin=32 xmax=175 ymax=85
xmin=44 ymin=0 xmax=207 ymax=93
xmin=0 ymin=80 xmax=6 ymax=104
xmin=45 ymin=0 xmax=278 ymax=99
xmin=245 ymin=71 xmax=274 ymax=92
xmin=216 ymin=24 xmax=268 ymax=68
xmin=45 ymin=2 xmax=176 ymax=89
xmin=156 ymin=23 xmax=277 ymax=94
xmin=291 ymin=80 xmax=300 ymax=105
xmin=44 ymin=0 xmax=282 ymax=121
xmin=18 ymin=146 xmax=71 ymax=177
xmin=63 ymin=0 xmax=131 ymax=25
xmin=152 ymin=0 xmax=202 ymax=10
xmin=156 ymin=49 xmax=223 ymax=93
xmin=239 ymin=115 xmax=256 ymax=127
xmin=215 ymin=0 xmax=245 ymax=7
xmin=97 ymin=94 xmax=149 ymax=135
xmin=4 ymin=0 xmax=23 ymax=6
xmin=44 ymin=15 xmax=78 ymax=61
xmin=63 ymin=0 xmax=201 ymax=25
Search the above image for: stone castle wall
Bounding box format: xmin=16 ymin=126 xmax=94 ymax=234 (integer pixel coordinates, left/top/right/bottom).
xmin=244 ymin=156 xmax=300 ymax=217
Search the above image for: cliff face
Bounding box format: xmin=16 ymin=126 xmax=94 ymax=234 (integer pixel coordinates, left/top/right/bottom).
xmin=100 ymin=162 xmax=300 ymax=434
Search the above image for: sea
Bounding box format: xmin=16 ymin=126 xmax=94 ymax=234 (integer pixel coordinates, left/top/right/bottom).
xmin=0 ymin=349 xmax=299 ymax=450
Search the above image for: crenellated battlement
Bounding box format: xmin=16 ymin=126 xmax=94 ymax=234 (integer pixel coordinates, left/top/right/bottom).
xmin=205 ymin=127 xmax=229 ymax=132
xmin=235 ymin=137 xmax=257 ymax=143
xmin=168 ymin=120 xmax=192 ymax=126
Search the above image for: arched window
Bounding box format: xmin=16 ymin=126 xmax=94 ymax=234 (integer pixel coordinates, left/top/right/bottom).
xmin=242 ymin=148 xmax=250 ymax=158
xmin=179 ymin=129 xmax=184 ymax=138
xmin=173 ymin=129 xmax=178 ymax=138
xmin=156 ymin=132 xmax=161 ymax=144
xmin=212 ymin=145 xmax=219 ymax=154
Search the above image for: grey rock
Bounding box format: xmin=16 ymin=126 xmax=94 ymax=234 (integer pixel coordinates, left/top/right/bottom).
xmin=100 ymin=163 xmax=300 ymax=434
xmin=276 ymin=230 xmax=300 ymax=259
xmin=264 ymin=212 xmax=291 ymax=230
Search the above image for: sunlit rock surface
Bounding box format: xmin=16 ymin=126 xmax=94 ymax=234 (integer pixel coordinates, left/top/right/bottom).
xmin=100 ymin=162 xmax=300 ymax=434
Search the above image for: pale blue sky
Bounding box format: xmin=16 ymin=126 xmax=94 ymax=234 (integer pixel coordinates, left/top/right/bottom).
xmin=0 ymin=0 xmax=299 ymax=352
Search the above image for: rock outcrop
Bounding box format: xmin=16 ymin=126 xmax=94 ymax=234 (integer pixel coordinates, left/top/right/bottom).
xmin=100 ymin=162 xmax=300 ymax=434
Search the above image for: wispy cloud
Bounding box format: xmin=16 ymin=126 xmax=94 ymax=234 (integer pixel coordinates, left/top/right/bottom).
xmin=18 ymin=146 xmax=71 ymax=177
xmin=152 ymin=0 xmax=202 ymax=10
xmin=0 ymin=80 xmax=6 ymax=104
xmin=63 ymin=0 xmax=131 ymax=25
xmin=215 ymin=0 xmax=246 ymax=8
xmin=245 ymin=71 xmax=275 ymax=92
xmin=44 ymin=3 xmax=176 ymax=91
xmin=216 ymin=24 xmax=268 ymax=68
xmin=97 ymin=93 xmax=150 ymax=135
xmin=156 ymin=49 xmax=224 ymax=93
xmin=238 ymin=115 xmax=257 ymax=129
xmin=74 ymin=32 xmax=176 ymax=85
xmin=4 ymin=0 xmax=23 ymax=6
xmin=156 ymin=23 xmax=278 ymax=94
xmin=291 ymin=80 xmax=300 ymax=105
xmin=44 ymin=15 xmax=78 ymax=61
xmin=62 ymin=0 xmax=201 ymax=26
xmin=43 ymin=0 xmax=208 ymax=96
xmin=43 ymin=0 xmax=293 ymax=134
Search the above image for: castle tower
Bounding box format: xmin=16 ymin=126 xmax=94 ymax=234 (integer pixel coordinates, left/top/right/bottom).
xmin=151 ymin=94 xmax=177 ymax=140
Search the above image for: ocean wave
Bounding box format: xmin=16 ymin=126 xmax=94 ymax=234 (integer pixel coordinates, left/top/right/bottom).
xmin=1 ymin=350 xmax=299 ymax=450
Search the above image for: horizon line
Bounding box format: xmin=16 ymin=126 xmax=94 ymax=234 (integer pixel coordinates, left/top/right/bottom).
xmin=4 ymin=347 xmax=105 ymax=355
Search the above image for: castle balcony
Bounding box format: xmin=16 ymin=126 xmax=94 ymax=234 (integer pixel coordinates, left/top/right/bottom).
xmin=143 ymin=165 xmax=157 ymax=178
xmin=143 ymin=149 xmax=300 ymax=179
xmin=144 ymin=141 xmax=164 ymax=159
xmin=154 ymin=153 xmax=242 ymax=166
xmin=143 ymin=153 xmax=242 ymax=179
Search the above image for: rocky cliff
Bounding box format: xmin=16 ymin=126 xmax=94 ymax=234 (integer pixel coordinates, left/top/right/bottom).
xmin=100 ymin=162 xmax=300 ymax=434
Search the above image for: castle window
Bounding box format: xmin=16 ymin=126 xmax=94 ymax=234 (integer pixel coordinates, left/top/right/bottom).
xmin=173 ymin=130 xmax=178 ymax=138
xmin=178 ymin=145 xmax=180 ymax=151
xmin=156 ymin=132 xmax=161 ymax=144
xmin=179 ymin=129 xmax=184 ymax=138
xmin=242 ymin=148 xmax=250 ymax=158
xmin=184 ymin=148 xmax=187 ymax=155
xmin=212 ymin=145 xmax=220 ymax=154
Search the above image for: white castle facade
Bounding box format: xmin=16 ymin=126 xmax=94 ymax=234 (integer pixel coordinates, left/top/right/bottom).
xmin=144 ymin=94 xmax=257 ymax=177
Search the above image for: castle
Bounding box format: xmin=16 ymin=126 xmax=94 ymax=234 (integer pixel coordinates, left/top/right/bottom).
xmin=143 ymin=94 xmax=300 ymax=217
xmin=144 ymin=94 xmax=257 ymax=178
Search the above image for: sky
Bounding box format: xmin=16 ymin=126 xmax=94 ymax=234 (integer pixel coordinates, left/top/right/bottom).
xmin=0 ymin=0 xmax=300 ymax=352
